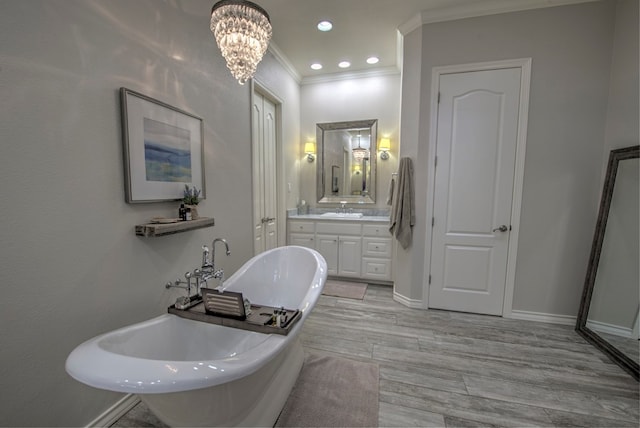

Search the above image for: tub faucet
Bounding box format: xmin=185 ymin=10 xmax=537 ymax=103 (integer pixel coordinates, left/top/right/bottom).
xmin=165 ymin=271 xmax=198 ymax=309
xmin=212 ymin=238 xmax=230 ymax=268
xmin=210 ymin=238 xmax=230 ymax=289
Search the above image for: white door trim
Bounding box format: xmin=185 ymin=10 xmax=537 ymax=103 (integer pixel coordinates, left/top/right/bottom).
xmin=251 ymin=80 xmax=286 ymax=248
xmin=422 ymin=58 xmax=531 ymax=317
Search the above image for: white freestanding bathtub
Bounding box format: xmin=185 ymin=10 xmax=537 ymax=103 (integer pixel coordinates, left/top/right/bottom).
xmin=66 ymin=246 xmax=327 ymax=427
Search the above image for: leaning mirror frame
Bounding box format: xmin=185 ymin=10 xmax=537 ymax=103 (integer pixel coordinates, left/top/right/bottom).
xmin=576 ymin=145 xmax=639 ymax=381
xmin=316 ymin=119 xmax=378 ymax=204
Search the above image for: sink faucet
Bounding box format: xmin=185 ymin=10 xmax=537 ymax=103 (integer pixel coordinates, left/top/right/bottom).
xmin=339 ymin=201 xmax=347 ymax=213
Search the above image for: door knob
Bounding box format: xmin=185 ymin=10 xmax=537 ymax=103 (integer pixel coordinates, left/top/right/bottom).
xmin=492 ymin=225 xmax=508 ymax=232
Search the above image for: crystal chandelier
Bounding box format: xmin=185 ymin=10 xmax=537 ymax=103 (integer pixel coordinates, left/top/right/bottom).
xmin=210 ymin=0 xmax=272 ymax=85
xmin=352 ymin=134 xmax=368 ymax=162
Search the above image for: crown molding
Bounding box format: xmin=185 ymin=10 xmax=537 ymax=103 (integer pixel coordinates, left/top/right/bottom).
xmin=268 ymin=41 xmax=399 ymax=86
xmin=399 ymin=0 xmax=599 ymax=35
xmin=267 ymin=41 xmax=302 ymax=84
xmin=301 ymin=66 xmax=400 ymax=86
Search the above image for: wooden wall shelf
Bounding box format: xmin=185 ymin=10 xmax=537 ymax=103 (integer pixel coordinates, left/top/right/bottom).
xmin=135 ymin=217 xmax=215 ymax=237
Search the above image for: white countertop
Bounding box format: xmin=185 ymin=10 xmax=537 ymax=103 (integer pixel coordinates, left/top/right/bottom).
xmin=288 ymin=214 xmax=390 ymax=222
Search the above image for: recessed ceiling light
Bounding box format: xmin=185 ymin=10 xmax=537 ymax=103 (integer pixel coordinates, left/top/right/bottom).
xmin=366 ymin=56 xmax=379 ymax=64
xmin=310 ymin=63 xmax=323 ymax=70
xmin=317 ymin=21 xmax=333 ymax=32
xmin=338 ymin=61 xmax=351 ymax=68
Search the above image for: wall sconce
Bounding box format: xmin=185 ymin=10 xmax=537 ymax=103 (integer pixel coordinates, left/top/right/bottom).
xmin=379 ymin=138 xmax=391 ymax=160
xmin=304 ymin=141 xmax=316 ymax=162
xmin=353 ymin=164 xmax=361 ymax=175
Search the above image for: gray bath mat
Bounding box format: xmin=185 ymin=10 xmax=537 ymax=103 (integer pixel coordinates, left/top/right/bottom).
xmin=322 ymin=279 xmax=368 ymax=300
xmin=275 ymin=353 xmax=379 ymax=427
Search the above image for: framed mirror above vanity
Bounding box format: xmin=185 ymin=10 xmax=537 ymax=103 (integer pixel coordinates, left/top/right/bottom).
xmin=576 ymin=145 xmax=639 ymax=380
xmin=316 ymin=119 xmax=378 ymax=204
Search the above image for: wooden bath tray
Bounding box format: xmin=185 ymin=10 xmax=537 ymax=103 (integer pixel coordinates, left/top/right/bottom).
xmin=168 ymin=301 xmax=301 ymax=336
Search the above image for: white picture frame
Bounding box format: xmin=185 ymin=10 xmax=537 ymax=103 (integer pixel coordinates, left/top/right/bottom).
xmin=120 ymin=87 xmax=205 ymax=203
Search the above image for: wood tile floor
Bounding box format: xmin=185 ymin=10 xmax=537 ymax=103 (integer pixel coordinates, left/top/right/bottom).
xmin=115 ymin=284 xmax=639 ymax=427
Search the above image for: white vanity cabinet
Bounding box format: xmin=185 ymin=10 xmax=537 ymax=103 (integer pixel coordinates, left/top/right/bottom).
xmin=361 ymin=224 xmax=393 ymax=281
xmin=315 ymin=222 xmax=362 ymax=278
xmin=287 ymin=221 xmax=315 ymax=249
xmin=287 ymin=217 xmax=392 ymax=283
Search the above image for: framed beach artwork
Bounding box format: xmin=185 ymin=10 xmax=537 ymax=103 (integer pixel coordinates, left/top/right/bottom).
xmin=120 ymin=88 xmax=205 ymax=203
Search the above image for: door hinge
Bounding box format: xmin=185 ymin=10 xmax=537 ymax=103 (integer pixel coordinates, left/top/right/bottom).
xmin=434 ymin=156 xmax=438 ymax=167
xmin=429 ymin=274 xmax=432 ymax=284
xmin=437 ymin=92 xmax=441 ymax=104
xmin=432 ymin=217 xmax=435 ymax=227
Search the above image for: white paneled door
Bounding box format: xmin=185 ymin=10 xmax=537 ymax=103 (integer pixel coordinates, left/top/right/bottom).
xmin=428 ymin=67 xmax=522 ymax=316
xmin=252 ymin=91 xmax=278 ymax=255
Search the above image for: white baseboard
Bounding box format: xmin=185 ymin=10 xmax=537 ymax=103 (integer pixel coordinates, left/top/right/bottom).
xmin=508 ymin=309 xmax=576 ymax=326
xmin=87 ymin=394 xmax=139 ymax=428
xmin=586 ymin=319 xmax=633 ymax=338
xmin=393 ymin=291 xmax=423 ymax=309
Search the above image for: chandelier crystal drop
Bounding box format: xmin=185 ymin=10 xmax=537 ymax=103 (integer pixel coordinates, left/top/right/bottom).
xmin=352 ymin=135 xmax=368 ymax=162
xmin=210 ymin=0 xmax=272 ymax=85
xmin=352 ymin=147 xmax=368 ymax=162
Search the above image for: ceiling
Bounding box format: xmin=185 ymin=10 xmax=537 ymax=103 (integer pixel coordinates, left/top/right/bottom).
xmin=255 ymin=0 xmax=596 ymax=82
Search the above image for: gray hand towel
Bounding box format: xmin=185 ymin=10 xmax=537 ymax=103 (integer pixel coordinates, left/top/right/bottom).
xmin=386 ymin=176 xmax=395 ymax=205
xmin=389 ymin=157 xmax=415 ymax=249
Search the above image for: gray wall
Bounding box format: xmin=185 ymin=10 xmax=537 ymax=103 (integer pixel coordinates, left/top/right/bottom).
xmin=0 ymin=0 xmax=299 ymax=426
xmin=602 ymin=0 xmax=640 ymax=155
xmin=396 ymin=0 xmax=626 ymax=316
xmin=588 ymin=0 xmax=640 ymax=331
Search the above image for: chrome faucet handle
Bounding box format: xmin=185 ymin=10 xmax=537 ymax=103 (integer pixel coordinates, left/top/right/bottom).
xmin=184 ymin=272 xmax=193 ymax=296
xmin=201 ymin=245 xmax=211 ymax=267
xmin=214 ymin=268 xmax=225 ymax=290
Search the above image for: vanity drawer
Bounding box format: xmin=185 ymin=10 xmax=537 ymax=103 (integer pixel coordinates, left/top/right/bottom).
xmin=363 ymin=224 xmax=390 ymax=237
xmin=288 ymin=233 xmax=315 ymax=249
xmin=362 ymin=258 xmax=392 ymax=281
xmin=362 ymin=237 xmax=392 ymax=258
xmin=288 ymin=221 xmax=315 ymax=233
xmin=315 ymin=222 xmax=361 ymax=235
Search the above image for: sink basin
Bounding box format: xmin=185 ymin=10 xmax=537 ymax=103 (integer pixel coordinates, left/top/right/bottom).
xmin=320 ymin=212 xmax=364 ymax=218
